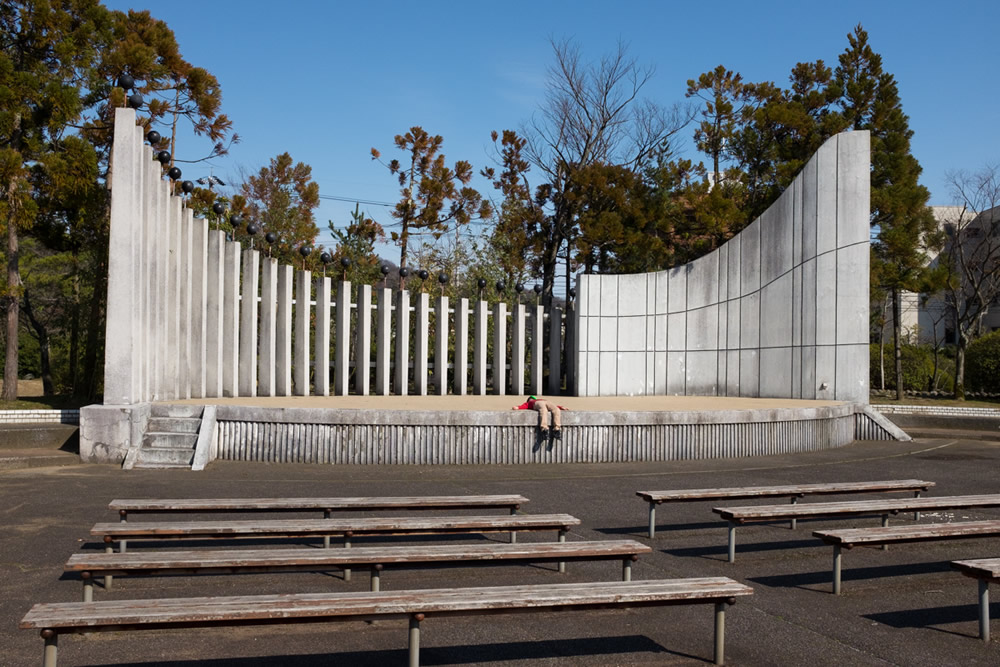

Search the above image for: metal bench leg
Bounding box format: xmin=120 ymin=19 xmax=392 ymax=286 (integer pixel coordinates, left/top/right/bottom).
xmin=324 ymin=509 xmax=331 ymax=549
xmin=622 ymin=556 xmax=634 ymax=582
xmin=343 ymin=533 xmax=352 ymax=582
xmin=104 ymin=542 xmax=114 ymax=590
xmin=41 ymin=629 xmax=57 ymax=667
xmin=82 ymin=572 xmax=93 ymax=602
xmin=409 ymin=613 xmax=424 ymax=667
xmin=979 ymin=580 xmax=990 ymax=642
xmin=789 ymin=497 xmax=798 ymax=530
xmin=881 ymin=515 xmax=889 ymax=551
xmin=714 ymin=601 xmax=727 ymax=665
xmin=913 ymin=491 xmax=921 ymax=521
xmin=558 ymin=529 xmax=567 ymax=573
xmin=832 ymin=545 xmax=842 ymax=595
xmin=510 ymin=507 xmax=517 ymax=544
xmin=371 ymin=564 xmax=382 ymax=592
xmin=648 ymin=502 xmax=657 ymax=539
xmin=727 ymin=522 xmax=737 ymax=563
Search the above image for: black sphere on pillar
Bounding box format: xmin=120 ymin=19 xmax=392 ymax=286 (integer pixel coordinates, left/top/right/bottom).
xmin=212 ymin=202 xmax=225 ymax=216
xmin=156 ymin=150 xmax=171 ymax=165
xmin=145 ymin=130 xmax=161 ymax=145
xmin=180 ymin=180 xmax=194 ymax=194
xmin=265 ymin=232 xmax=277 ymax=244
xmin=167 ymin=166 xmax=182 ymax=181
xmin=127 ymin=93 xmax=143 ymax=109
xmin=117 ymin=74 xmax=135 ymax=90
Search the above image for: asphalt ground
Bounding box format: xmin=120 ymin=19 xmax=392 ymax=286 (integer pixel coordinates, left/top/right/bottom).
xmin=2 ymin=436 xmax=999 ymax=666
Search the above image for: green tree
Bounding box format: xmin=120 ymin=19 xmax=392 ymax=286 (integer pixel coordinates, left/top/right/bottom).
xmin=523 ymin=39 xmax=691 ymax=302
xmin=836 ymin=24 xmax=938 ymax=399
xmin=372 ymin=126 xmax=491 ymax=269
xmin=0 ymin=0 xmax=110 ymax=401
xmin=234 ymin=152 xmax=320 ymax=267
xmin=685 ymin=65 xmax=751 ymax=180
xmin=329 ymin=203 xmax=386 ymax=285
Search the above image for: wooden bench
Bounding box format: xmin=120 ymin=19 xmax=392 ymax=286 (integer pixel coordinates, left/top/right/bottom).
xmin=637 ymin=480 xmax=935 ymax=537
xmin=813 ymin=520 xmax=1000 ymax=594
xmin=713 ymin=494 xmax=1000 ymax=562
xmin=93 ymin=513 xmax=581 ymax=587
xmin=951 ymin=557 xmax=1000 ymax=642
xmin=20 ymin=578 xmax=754 ymax=666
xmin=67 ymin=539 xmax=652 ymax=599
xmin=109 ymin=494 xmax=529 ymax=521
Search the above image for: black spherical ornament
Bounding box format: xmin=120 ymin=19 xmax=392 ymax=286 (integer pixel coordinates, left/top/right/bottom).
xmin=320 ymin=252 xmax=332 ymax=264
xmin=117 ymin=74 xmax=135 ymax=91
xmin=212 ymin=202 xmax=225 ymax=216
xmin=246 ymin=223 xmax=260 ymax=236
xmin=146 ymin=130 xmax=161 ymax=145
xmin=180 ymin=180 xmax=194 ymax=194
xmin=380 ymin=264 xmax=390 ymax=276
xmin=167 ymin=166 xmax=182 ymax=181
xmin=515 ymin=283 xmax=524 ymax=293
xmin=340 ymin=257 xmax=352 ymax=268
xmin=438 ymin=272 xmax=449 ymax=285
xmin=299 ymin=245 xmax=312 ymax=258
xmin=417 ymin=269 xmax=428 ymax=280
xmin=229 ymin=214 xmax=243 ymax=227
xmin=477 ymin=278 xmax=487 ymax=289
xmin=569 ymin=287 xmax=577 ymax=299
xmin=265 ymin=232 xmax=277 ymax=244
xmin=533 ymin=284 xmax=542 ymax=295
xmin=398 ymin=267 xmax=410 ymax=278
xmin=156 ymin=150 xmax=171 ymax=165
xmin=496 ymin=280 xmax=505 ymax=292
xmin=127 ymin=93 xmax=143 ymax=109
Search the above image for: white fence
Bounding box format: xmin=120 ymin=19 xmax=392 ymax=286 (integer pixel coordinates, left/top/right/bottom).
xmin=103 ymin=108 xmax=569 ymax=405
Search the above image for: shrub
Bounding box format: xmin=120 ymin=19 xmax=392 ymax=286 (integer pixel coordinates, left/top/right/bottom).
xmin=869 ymin=343 xmax=937 ymax=392
xmin=965 ymin=331 xmax=1000 ymax=393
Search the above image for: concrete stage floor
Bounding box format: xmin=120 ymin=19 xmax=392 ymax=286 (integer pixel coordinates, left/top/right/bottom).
xmin=3 ymin=435 xmax=997 ymax=666
xmin=168 ymin=393 xmax=845 ymax=412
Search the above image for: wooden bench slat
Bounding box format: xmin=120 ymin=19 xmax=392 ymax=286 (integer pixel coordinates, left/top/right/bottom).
xmin=637 ymin=480 xmax=934 ymax=502
xmin=93 ymin=514 xmax=580 ymax=539
xmin=714 ymin=494 xmax=1000 ymax=522
xmin=952 ymin=558 xmax=1000 ymax=581
xmin=21 ymin=578 xmax=753 ymax=629
xmin=67 ymin=540 xmax=651 ymax=571
xmin=110 ymin=495 xmax=528 ymax=513
xmin=814 ymin=520 xmax=1000 ymax=546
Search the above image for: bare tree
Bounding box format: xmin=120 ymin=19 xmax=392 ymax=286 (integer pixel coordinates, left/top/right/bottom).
xmin=522 ymin=39 xmax=693 ymax=303
xmin=934 ymin=165 xmax=1000 ymax=398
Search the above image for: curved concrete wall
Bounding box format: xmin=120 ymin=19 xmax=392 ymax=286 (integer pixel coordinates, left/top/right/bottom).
xmin=574 ymin=131 xmax=870 ymax=402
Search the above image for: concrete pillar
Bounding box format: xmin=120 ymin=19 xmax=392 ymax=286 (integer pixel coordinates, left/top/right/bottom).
xmin=104 ymin=108 xmax=142 ymax=404
xmin=166 ymin=196 xmax=183 ymax=399
xmin=294 ymin=269 xmax=312 ymax=396
xmin=314 ymin=275 xmax=331 ymax=396
xmin=394 ymin=290 xmax=410 ymax=395
xmin=355 ymin=284 xmax=372 ymax=395
xmin=434 ymin=295 xmax=449 ymax=395
xmin=189 ymin=217 xmax=208 ymax=398
xmin=565 ymin=302 xmax=576 ymax=395
xmin=177 ymin=208 xmax=193 ymax=398
xmin=473 ymin=299 xmax=487 ymax=395
xmin=238 ymin=249 xmax=260 ymax=397
xmin=258 ymin=257 xmax=278 ymax=396
xmin=453 ymin=298 xmax=468 ymax=395
xmin=547 ymin=306 xmax=563 ymax=395
xmin=141 ymin=148 xmax=157 ymax=400
xmin=335 ymin=280 xmax=351 ymax=395
xmin=276 ymin=265 xmax=293 ymax=396
xmin=414 ymin=292 xmax=429 ymax=395
xmin=493 ymin=301 xmax=507 ymax=395
xmin=376 ymin=288 xmax=392 ymax=395
xmin=222 ymin=241 xmax=241 ymax=397
xmin=531 ymin=304 xmax=544 ymax=395
xmin=511 ymin=303 xmax=525 ymax=395
xmin=204 ymin=230 xmax=225 ymax=397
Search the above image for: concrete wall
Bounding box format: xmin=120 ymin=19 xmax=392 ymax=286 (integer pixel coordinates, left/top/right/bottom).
xmin=574 ymin=131 xmax=870 ymax=402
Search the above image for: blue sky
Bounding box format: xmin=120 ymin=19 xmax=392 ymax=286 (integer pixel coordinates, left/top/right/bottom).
xmin=103 ymin=0 xmax=999 ymax=267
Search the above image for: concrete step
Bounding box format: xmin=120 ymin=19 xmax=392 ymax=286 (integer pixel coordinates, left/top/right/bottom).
xmin=146 ymin=416 xmax=201 ymax=434
xmin=144 ymin=432 xmax=197 ymax=449
xmin=150 ymin=404 xmax=205 ymax=419
xmin=0 ymin=424 xmax=79 ymax=450
xmin=134 ymin=446 xmax=194 ymax=468
xmin=0 ymin=448 xmax=80 ymax=470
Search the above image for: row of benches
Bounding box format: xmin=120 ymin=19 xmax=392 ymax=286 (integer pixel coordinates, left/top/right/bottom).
xmin=23 ymin=494 xmax=753 ymax=666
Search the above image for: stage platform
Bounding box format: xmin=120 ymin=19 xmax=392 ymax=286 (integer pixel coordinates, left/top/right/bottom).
xmin=139 ymin=395 xmax=907 ymax=467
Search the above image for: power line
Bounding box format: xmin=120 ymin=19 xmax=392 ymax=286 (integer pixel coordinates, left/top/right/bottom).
xmin=319 ymin=194 xmax=395 ymax=207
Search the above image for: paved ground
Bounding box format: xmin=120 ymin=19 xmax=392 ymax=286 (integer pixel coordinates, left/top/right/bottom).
xmin=2 ymin=435 xmax=999 ymax=666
